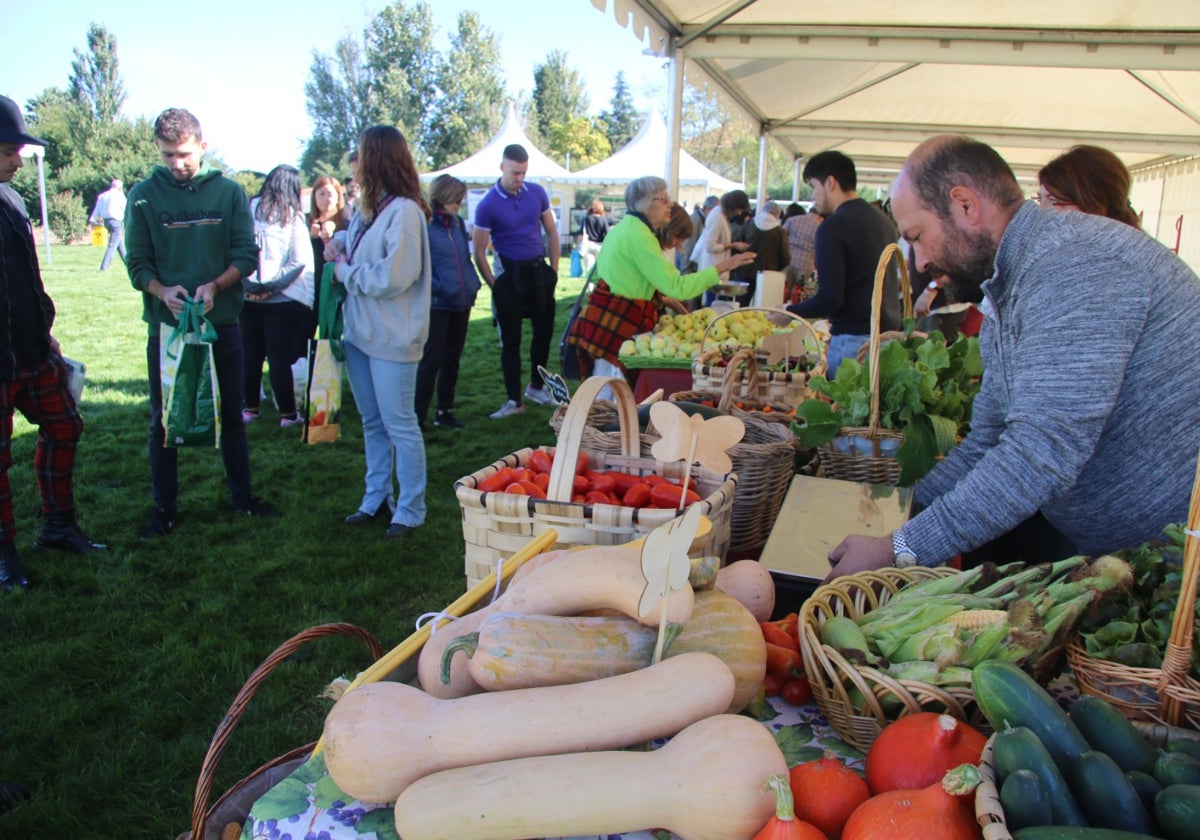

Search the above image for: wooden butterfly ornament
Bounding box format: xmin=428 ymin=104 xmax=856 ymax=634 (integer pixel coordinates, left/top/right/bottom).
xmin=638 ymin=502 xmax=704 ymax=664
xmin=648 ymin=401 xmax=744 ymax=506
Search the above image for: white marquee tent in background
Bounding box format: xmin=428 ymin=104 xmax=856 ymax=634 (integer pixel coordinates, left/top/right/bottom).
xmin=570 ymin=103 xmax=742 ymax=208
xmin=422 ymin=104 xmax=575 ymax=235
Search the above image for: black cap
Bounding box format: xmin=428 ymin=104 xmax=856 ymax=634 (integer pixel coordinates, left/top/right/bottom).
xmin=0 ymin=96 xmax=46 ymax=147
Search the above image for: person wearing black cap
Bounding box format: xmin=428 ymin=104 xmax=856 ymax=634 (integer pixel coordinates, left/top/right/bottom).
xmin=0 ymin=95 xmax=106 ymax=593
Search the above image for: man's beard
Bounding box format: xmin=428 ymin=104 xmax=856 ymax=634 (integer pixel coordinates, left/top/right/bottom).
xmin=935 ymin=225 xmax=995 ymax=305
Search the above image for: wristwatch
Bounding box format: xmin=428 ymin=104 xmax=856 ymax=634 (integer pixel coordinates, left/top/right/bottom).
xmin=892 ymin=530 xmax=919 ymax=568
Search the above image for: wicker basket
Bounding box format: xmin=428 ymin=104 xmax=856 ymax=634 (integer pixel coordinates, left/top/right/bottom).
xmin=1066 ymin=457 xmax=1200 ymax=729
xmin=799 ymin=566 xmax=993 ymax=751
xmin=673 ymin=347 xmax=799 ymax=428
xmin=818 ymin=244 xmax=909 ymax=486
xmin=692 ymin=307 xmax=825 ymax=404
xmin=551 ymin=374 xmax=795 ymax=556
xmin=456 ymin=377 xmax=737 ymax=588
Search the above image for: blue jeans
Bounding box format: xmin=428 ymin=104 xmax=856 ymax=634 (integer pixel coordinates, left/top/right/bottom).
xmin=146 ymin=324 xmax=253 ymax=512
xmin=826 ymin=333 xmax=869 ymax=380
xmin=343 ymin=341 xmax=426 ymax=527
xmin=100 ymin=219 xmax=126 ymax=271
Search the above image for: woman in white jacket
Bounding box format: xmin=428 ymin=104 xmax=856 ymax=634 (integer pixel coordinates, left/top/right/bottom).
xmin=240 ymin=164 xmax=315 ymax=427
xmin=326 ymin=126 xmax=432 ymax=537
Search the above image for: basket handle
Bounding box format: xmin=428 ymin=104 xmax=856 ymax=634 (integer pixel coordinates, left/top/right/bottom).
xmin=698 ymin=305 xmax=824 ymax=364
xmin=547 ymin=376 xmax=640 ymax=501
xmin=190 ymin=623 xmax=384 ymax=840
xmin=866 ymin=244 xmax=909 ymax=435
xmin=717 ymin=348 xmax=760 ymax=410
xmin=1160 ymin=451 xmax=1200 ymax=725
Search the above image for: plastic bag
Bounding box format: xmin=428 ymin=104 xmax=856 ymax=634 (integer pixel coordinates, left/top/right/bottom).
xmin=160 ymin=299 xmax=220 ymax=448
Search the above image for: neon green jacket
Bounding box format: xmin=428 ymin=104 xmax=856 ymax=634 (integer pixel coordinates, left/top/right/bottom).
xmin=595 ymin=213 xmax=718 ymax=301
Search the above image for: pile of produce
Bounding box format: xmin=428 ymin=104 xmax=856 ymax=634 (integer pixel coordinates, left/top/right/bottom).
xmin=817 ymin=556 xmax=1135 ymax=706
xmin=974 ymin=659 xmax=1200 ymax=840
xmin=793 ymin=326 xmax=982 ymax=484
xmin=321 ymin=548 xmax=794 ymax=839
xmin=618 ymin=307 xmax=804 ymax=363
xmin=1076 ymin=523 xmax=1200 ymax=678
xmin=475 ymin=448 xmax=701 ymax=508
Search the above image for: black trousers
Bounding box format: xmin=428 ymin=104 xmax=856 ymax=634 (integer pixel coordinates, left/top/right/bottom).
xmin=415 ymin=308 xmax=471 ymax=424
xmin=493 ymin=257 xmax=557 ymax=402
xmin=240 ymin=299 xmax=310 ymax=415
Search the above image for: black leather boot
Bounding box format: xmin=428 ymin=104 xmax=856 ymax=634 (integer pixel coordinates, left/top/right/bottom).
xmin=32 ymin=512 xmax=106 ymax=553
xmin=0 ymin=540 xmax=30 ymax=592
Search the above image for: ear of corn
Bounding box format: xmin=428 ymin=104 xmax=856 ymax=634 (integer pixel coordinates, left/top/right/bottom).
xmin=949 ymin=609 xmax=1008 ymax=630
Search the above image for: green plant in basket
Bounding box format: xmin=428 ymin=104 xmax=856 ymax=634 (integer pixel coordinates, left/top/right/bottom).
xmin=792 ymin=324 xmax=983 ymax=484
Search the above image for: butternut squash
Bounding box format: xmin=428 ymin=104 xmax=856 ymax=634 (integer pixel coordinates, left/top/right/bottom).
xmin=715 ymin=559 xmax=776 ymax=622
xmin=392 ymin=713 xmax=788 ymax=840
xmin=449 ymin=589 xmax=765 ymax=712
xmin=324 ymin=651 xmax=734 ymax=804
xmin=417 ymin=543 xmax=696 ymax=699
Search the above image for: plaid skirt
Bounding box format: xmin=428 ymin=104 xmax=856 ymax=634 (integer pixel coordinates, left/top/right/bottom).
xmin=566 ymin=282 xmax=660 ymax=375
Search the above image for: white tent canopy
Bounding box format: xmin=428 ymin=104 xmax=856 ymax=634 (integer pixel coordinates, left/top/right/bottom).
xmin=423 ymin=103 xmax=571 ymax=184
xmin=570 ymin=103 xmax=742 ymax=201
xmin=588 ymin=0 xmax=1200 ymax=262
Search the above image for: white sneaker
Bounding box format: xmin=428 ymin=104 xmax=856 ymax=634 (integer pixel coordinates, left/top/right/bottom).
xmin=523 ymin=385 xmax=556 ymax=406
xmin=489 ymin=399 xmax=525 ymax=419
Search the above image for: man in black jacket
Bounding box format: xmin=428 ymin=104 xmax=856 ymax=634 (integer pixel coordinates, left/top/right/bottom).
xmin=0 ymin=95 xmax=104 ymax=592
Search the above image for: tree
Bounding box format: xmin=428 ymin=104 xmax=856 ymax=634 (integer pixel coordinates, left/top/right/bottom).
xmin=69 ymin=24 xmax=126 ymax=129
xmin=365 ymin=0 xmax=438 ymax=159
xmin=546 ymin=117 xmax=610 ymax=170
xmin=600 ymin=71 xmax=639 ymax=151
xmin=301 ymin=34 xmax=374 ymax=178
xmin=424 ymin=12 xmax=506 ymax=170
xmin=531 ymin=50 xmax=589 ymax=144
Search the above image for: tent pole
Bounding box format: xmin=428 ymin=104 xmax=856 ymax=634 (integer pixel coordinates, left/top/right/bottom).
xmin=665 ymin=38 xmax=683 ymax=199
xmin=792 ymin=158 xmax=801 ymax=202
xmin=756 ymin=128 xmax=768 ymax=205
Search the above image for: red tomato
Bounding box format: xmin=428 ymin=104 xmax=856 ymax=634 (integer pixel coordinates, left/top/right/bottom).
xmin=477 ymin=467 xmax=516 ymax=493
xmin=528 ymin=449 xmax=554 ymax=474
xmin=763 ymin=673 xmax=783 ymax=697
xmin=572 ymin=475 xmax=590 ymax=493
xmin=622 ymin=482 xmax=652 ymax=508
xmin=512 ymin=467 xmax=534 ymax=484
xmin=504 ymin=482 xmax=528 ymax=496
xmin=781 ymin=677 xmax=812 ymax=706
xmin=643 ymin=474 xmax=671 ymax=486
xmin=575 ymin=451 xmax=590 ymax=475
xmin=608 ymin=471 xmax=640 ymax=493
xmin=572 ymin=494 xmax=586 ymax=503
xmin=584 ymin=490 xmax=612 ymax=505
xmin=518 ymin=480 xmax=546 ymax=499
xmin=531 ymin=472 xmax=550 ymax=492
xmin=649 ymin=483 xmax=702 ymax=509
xmin=589 ymin=474 xmax=616 ymax=494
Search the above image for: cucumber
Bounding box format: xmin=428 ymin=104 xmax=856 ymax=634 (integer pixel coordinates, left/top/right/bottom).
xmin=1068 ymin=694 xmax=1158 ymax=775
xmin=992 ymin=726 xmax=1088 ymax=827
xmin=1013 ymin=829 xmax=1162 ymax=840
xmin=1165 ymin=737 xmax=1200 ymax=762
xmin=1154 ymin=750 xmax=1200 ymax=786
xmin=999 ymin=768 xmax=1053 ymax=830
xmin=974 ymin=660 xmax=1090 ymax=771
xmin=1069 ymin=750 xmax=1156 ymax=834
xmin=1154 ymin=783 xmax=1200 ymax=840
xmin=1123 ymin=770 xmax=1162 ymax=812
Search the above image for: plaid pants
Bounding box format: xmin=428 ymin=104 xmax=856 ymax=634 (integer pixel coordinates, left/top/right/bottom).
xmin=0 ymin=357 xmax=82 ymax=542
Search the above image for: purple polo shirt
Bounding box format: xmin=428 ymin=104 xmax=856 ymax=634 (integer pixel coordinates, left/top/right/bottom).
xmin=473 ymin=180 xmax=549 ymax=261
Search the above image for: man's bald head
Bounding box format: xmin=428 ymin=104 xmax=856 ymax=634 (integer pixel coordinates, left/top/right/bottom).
xmin=896 ymin=135 xmax=1023 ymax=223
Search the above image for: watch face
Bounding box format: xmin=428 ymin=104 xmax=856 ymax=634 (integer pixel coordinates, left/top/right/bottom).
xmin=895 ymin=552 xmax=918 ymax=569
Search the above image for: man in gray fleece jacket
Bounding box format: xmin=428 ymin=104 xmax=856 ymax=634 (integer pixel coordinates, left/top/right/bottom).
xmin=828 ymin=135 xmax=1200 ymax=579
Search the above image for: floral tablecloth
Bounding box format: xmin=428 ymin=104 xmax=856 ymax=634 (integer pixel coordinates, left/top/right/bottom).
xmin=239 ymin=696 xmax=863 ymax=840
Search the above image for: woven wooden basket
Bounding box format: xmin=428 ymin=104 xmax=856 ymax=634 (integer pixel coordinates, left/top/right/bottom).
xmin=818 ymin=243 xmax=910 ymax=486
xmin=799 ymin=566 xmax=994 ymax=751
xmin=455 ymin=377 xmax=737 ymax=588
xmin=673 ymin=347 xmax=799 ymax=428
xmin=692 ymin=307 xmax=825 ymax=404
xmin=1066 ymin=456 xmax=1200 ymax=729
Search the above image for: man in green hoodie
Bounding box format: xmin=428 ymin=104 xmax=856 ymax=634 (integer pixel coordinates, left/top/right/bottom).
xmin=125 ymin=108 xmax=281 ymax=539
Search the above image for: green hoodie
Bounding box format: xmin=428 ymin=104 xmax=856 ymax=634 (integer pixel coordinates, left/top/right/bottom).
xmin=124 ymin=163 xmax=258 ymax=333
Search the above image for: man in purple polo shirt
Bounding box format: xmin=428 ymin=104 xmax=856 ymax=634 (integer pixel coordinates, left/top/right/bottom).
xmin=471 ymin=144 xmax=561 ymax=418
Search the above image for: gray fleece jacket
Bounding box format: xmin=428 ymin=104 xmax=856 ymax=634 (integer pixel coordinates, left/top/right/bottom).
xmin=335 ymin=196 xmax=431 ymax=363
xmin=903 ymin=201 xmax=1200 ymax=563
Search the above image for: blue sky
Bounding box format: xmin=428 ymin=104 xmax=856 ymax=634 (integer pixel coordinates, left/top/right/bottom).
xmin=3 ymin=0 xmax=668 ymax=171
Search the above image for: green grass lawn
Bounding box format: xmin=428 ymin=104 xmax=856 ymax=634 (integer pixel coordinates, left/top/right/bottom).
xmin=0 ymin=243 xmax=587 ymax=837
